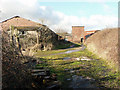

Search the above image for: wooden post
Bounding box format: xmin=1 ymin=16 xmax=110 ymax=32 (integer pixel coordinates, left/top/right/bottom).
xmin=10 ymin=26 xmax=15 ymax=45
xmin=15 ymin=28 xmax=19 ymax=48
xmin=9 ymin=26 xmax=13 ymax=42
xmin=37 ymin=27 xmax=43 ymax=44
xmin=37 ymin=31 xmax=39 ymax=44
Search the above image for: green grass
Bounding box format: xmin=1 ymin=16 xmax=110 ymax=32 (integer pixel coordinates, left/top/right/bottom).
xmin=34 ymin=47 xmax=120 ymax=88
xmin=34 ymin=44 xmax=81 ymax=57
xmin=54 ymin=42 xmax=81 ymax=49
xmin=40 ymin=48 xmax=99 ymax=60
xmin=34 ymin=49 xmax=68 ymax=57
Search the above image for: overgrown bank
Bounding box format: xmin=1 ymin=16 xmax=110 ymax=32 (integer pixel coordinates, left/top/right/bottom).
xmin=85 ymin=28 xmax=119 ymax=71
xmin=2 ymin=31 xmax=41 ymax=88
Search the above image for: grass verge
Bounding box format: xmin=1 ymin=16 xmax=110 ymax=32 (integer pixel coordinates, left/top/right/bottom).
xmin=34 ymin=48 xmax=120 ymax=88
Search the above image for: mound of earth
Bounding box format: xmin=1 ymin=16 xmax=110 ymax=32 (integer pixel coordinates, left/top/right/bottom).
xmin=85 ymin=28 xmax=119 ymax=71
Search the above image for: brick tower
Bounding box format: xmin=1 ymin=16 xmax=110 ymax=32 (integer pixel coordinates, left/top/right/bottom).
xmin=72 ymin=26 xmax=85 ymax=42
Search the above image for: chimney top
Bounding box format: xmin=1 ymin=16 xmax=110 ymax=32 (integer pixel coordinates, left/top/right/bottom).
xmin=72 ymin=26 xmax=84 ymax=27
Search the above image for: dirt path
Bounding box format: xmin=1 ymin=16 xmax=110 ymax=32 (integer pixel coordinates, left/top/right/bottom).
xmin=50 ymin=46 xmax=85 ymax=55
xmin=38 ymin=45 xmax=99 ymax=88
xmin=55 ymin=45 xmax=98 ymax=89
xmin=33 ymin=45 xmax=119 ymax=89
xmin=36 ymin=45 xmax=99 ymax=88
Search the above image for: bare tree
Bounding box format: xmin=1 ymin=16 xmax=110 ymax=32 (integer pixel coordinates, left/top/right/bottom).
xmin=39 ymin=18 xmax=46 ymax=24
xmin=54 ymin=25 xmax=67 ymax=34
xmin=39 ymin=18 xmax=51 ymax=28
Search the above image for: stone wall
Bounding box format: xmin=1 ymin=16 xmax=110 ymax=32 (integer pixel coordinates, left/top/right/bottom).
xmin=38 ymin=26 xmax=59 ymax=50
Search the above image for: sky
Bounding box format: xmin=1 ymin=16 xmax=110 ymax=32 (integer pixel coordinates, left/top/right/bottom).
xmin=0 ymin=0 xmax=119 ymax=33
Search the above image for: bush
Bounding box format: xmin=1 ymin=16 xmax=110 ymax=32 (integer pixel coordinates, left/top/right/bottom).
xmin=2 ymin=31 xmax=38 ymax=88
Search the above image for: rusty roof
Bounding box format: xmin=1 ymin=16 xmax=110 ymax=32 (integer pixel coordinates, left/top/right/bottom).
xmin=1 ymin=16 xmax=42 ymax=31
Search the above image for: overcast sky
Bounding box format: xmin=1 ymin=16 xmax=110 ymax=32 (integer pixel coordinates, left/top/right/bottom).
xmin=0 ymin=0 xmax=119 ymax=33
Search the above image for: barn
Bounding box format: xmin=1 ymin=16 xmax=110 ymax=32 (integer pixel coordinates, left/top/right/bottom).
xmin=1 ymin=16 xmax=60 ymax=51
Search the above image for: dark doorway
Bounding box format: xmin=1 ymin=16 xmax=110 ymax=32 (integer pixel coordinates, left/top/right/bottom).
xmin=41 ymin=44 xmax=44 ymax=50
xmin=21 ymin=31 xmax=26 ymax=34
xmin=81 ymin=38 xmax=83 ymax=43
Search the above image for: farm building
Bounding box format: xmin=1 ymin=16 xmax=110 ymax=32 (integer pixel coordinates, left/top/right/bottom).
xmin=57 ymin=32 xmax=72 ymax=41
xmin=72 ymin=26 xmax=85 ymax=42
xmin=0 ymin=16 xmax=61 ymax=51
xmin=1 ymin=16 xmax=42 ymax=35
xmin=62 ymin=26 xmax=100 ymax=43
xmin=84 ymin=30 xmax=100 ymax=40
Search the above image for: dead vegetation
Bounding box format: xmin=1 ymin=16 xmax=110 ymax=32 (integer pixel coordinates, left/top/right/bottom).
xmin=85 ymin=28 xmax=119 ymax=71
xmin=2 ymin=31 xmax=40 ymax=88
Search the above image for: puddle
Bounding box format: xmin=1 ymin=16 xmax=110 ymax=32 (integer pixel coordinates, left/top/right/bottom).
xmin=81 ymin=58 xmax=91 ymax=61
xmin=39 ymin=45 xmax=86 ymax=57
xmin=64 ymin=46 xmax=86 ymax=54
xmin=80 ymin=56 xmax=92 ymax=61
xmin=46 ymin=49 xmax=81 ymax=56
xmin=67 ymin=45 xmax=75 ymax=49
xmin=63 ymin=57 xmax=71 ymax=60
xmin=64 ymin=49 xmax=80 ymax=54
xmin=81 ymin=46 xmax=86 ymax=50
xmin=74 ymin=58 xmax=80 ymax=61
xmin=69 ymin=75 xmax=97 ymax=88
xmin=70 ymin=70 xmax=75 ymax=73
xmin=67 ymin=78 xmax=71 ymax=81
xmin=63 ymin=56 xmax=92 ymax=61
xmin=63 ymin=57 xmax=80 ymax=61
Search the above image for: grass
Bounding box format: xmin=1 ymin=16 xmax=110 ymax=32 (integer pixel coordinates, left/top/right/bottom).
xmin=34 ymin=43 xmax=81 ymax=57
xmin=34 ymin=49 xmax=68 ymax=57
xmin=39 ymin=48 xmax=99 ymax=60
xmin=34 ymin=47 xmax=120 ymax=88
xmin=85 ymin=28 xmax=119 ymax=72
xmin=54 ymin=42 xmax=81 ymax=49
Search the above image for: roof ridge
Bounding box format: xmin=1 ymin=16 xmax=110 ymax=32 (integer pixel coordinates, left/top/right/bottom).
xmin=1 ymin=16 xmax=20 ymax=23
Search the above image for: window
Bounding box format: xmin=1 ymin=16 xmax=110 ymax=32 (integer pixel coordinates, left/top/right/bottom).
xmin=19 ymin=31 xmax=26 ymax=35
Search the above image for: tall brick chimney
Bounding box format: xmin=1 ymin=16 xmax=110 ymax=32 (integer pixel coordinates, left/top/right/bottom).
xmin=72 ymin=26 xmax=85 ymax=42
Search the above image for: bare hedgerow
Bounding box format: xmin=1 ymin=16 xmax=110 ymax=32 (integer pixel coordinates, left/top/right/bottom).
xmin=2 ymin=31 xmax=39 ymax=88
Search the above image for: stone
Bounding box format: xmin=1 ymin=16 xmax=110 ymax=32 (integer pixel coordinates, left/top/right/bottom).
xmin=67 ymin=78 xmax=71 ymax=81
xmin=31 ymin=69 xmax=49 ymax=72
xmin=44 ymin=76 xmax=51 ymax=79
xmin=75 ymin=58 xmax=80 ymax=61
xmin=63 ymin=57 xmax=71 ymax=60
xmin=47 ymin=81 xmax=61 ymax=89
xmin=80 ymin=56 xmax=92 ymax=61
xmin=70 ymin=75 xmax=97 ymax=88
xmin=31 ymin=72 xmax=46 ymax=76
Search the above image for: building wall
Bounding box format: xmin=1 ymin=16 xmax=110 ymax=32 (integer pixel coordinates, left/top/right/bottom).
xmin=84 ymin=30 xmax=97 ymax=39
xmin=27 ymin=31 xmax=37 ymax=35
xmin=85 ymin=30 xmax=96 ymax=35
xmin=65 ymin=36 xmax=72 ymax=41
xmin=72 ymin=26 xmax=85 ymax=42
